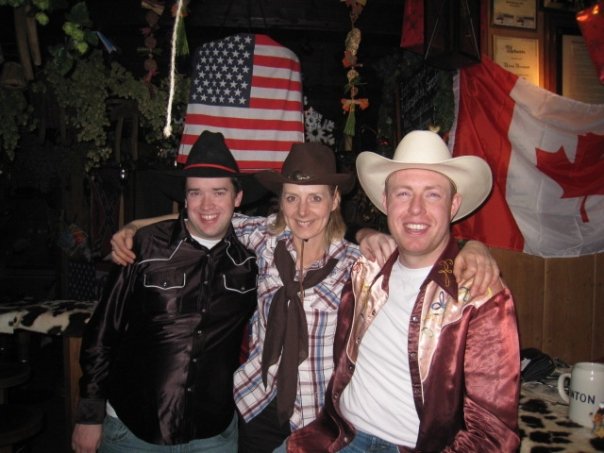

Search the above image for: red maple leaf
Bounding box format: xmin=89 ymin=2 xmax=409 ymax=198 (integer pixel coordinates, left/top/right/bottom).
xmin=536 ymin=132 xmax=604 ymax=222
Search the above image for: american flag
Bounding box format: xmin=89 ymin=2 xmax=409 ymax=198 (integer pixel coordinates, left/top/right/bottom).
xmin=177 ymin=33 xmax=305 ymax=171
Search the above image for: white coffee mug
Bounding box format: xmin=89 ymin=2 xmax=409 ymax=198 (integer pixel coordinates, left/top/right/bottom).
xmin=557 ymin=362 xmax=604 ymax=428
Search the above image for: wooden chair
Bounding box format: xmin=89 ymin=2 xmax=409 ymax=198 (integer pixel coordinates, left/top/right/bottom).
xmin=0 ymin=362 xmax=44 ymax=453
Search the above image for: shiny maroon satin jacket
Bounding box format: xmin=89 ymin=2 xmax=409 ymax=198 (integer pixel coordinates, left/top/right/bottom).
xmin=287 ymin=239 xmax=521 ymax=452
xmin=76 ymin=214 xmax=257 ymax=444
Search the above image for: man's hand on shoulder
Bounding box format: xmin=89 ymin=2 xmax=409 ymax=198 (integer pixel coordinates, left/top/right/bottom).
xmin=454 ymin=240 xmax=501 ymax=300
xmin=109 ymin=214 xmax=178 ymax=266
xmin=357 ymin=228 xmax=397 ymax=267
xmin=110 ymin=223 xmax=137 ymax=266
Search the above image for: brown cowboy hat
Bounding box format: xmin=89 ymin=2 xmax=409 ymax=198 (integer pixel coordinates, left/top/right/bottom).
xmin=255 ymin=142 xmax=355 ymax=194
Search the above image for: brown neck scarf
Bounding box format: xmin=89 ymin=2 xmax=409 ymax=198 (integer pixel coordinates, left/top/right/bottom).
xmin=261 ymin=239 xmax=338 ymax=425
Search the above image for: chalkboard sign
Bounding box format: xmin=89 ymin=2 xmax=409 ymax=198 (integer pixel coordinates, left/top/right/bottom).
xmin=397 ymin=65 xmax=440 ymax=139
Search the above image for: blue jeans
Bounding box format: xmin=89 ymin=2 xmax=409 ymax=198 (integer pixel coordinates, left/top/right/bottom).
xmin=337 ymin=430 xmax=400 ymax=453
xmin=272 ymin=438 xmax=287 ymax=453
xmin=100 ymin=414 xmax=238 ymax=453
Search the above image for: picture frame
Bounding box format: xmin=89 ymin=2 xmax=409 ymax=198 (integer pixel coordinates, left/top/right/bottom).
xmin=492 ymin=0 xmax=537 ymax=30
xmin=541 ymin=8 xmax=579 ymax=92
xmin=541 ymin=0 xmax=584 ymax=11
xmin=492 ymin=34 xmax=541 ymax=86
xmin=561 ymin=34 xmax=604 ymax=103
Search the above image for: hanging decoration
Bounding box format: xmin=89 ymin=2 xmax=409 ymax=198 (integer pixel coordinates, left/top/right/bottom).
xmin=399 ymin=0 xmax=424 ymax=54
xmin=171 ymin=0 xmax=190 ymax=57
xmin=140 ymin=0 xmax=165 ymax=84
xmin=340 ymin=0 xmax=369 ymax=151
xmin=576 ymin=2 xmax=604 ymax=84
xmin=163 ymin=0 xmax=187 ymax=138
xmin=341 ymin=0 xmax=366 ymax=23
xmin=305 ymin=106 xmax=336 ymax=146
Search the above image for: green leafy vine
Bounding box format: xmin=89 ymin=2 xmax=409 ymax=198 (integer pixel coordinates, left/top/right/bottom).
xmin=1 ymin=1 xmax=190 ymax=172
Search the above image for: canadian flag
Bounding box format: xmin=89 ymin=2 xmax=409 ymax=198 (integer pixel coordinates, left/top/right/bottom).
xmin=449 ymin=56 xmax=604 ymax=258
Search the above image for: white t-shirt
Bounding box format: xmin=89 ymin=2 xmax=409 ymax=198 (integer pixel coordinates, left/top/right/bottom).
xmin=190 ymin=234 xmax=220 ymax=249
xmin=339 ymin=260 xmax=430 ymax=446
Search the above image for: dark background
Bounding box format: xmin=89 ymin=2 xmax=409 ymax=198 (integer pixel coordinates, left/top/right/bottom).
xmin=0 ymin=0 xmax=407 ymax=301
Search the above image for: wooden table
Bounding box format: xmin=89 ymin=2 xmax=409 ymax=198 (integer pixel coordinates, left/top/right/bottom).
xmin=0 ymin=298 xmax=96 ymax=428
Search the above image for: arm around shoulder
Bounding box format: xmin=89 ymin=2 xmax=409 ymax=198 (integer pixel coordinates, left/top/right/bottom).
xmin=110 ymin=214 xmax=177 ymax=265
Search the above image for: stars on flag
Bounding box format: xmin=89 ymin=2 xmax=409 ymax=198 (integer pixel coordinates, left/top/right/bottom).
xmin=191 ymin=34 xmax=254 ymax=107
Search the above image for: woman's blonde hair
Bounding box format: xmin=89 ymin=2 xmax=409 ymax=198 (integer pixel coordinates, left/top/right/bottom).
xmin=268 ymin=186 xmax=347 ymax=243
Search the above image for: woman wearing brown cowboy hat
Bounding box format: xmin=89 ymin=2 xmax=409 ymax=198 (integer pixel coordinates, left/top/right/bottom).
xmin=109 ymin=141 xmax=500 ymax=453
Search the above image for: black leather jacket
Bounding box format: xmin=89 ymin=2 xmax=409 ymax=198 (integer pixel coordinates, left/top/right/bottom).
xmin=76 ymin=213 xmax=258 ymax=444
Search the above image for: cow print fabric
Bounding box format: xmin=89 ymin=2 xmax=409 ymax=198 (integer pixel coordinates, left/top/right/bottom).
xmin=519 ymin=382 xmax=604 ymax=452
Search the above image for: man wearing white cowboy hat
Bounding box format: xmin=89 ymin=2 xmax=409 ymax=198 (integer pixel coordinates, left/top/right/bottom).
xmin=108 ymin=136 xmax=506 ymax=453
xmin=286 ymin=130 xmax=521 ymax=452
xmin=72 ymin=131 xmax=258 ymax=453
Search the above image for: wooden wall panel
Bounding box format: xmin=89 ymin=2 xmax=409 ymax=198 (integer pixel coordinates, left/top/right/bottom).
xmin=490 ymin=248 xmax=603 ymax=364
xmin=543 ymin=256 xmax=594 ymax=364
xmin=594 ymin=254 xmax=604 ymax=361
xmin=490 ymin=248 xmax=545 ymax=350
xmin=63 ymin=336 xmax=82 ymax=430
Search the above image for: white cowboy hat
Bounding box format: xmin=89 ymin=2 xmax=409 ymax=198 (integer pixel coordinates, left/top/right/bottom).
xmin=356 ymin=130 xmax=492 ymax=222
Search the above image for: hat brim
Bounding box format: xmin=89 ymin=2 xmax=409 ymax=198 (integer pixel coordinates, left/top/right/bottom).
xmin=255 ymin=171 xmax=355 ymax=195
xmin=356 ymin=152 xmax=492 ymax=221
xmin=157 ymin=170 xmax=269 ymax=207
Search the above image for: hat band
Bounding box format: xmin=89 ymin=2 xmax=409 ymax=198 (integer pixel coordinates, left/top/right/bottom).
xmin=287 ymin=171 xmax=312 ymax=182
xmin=184 ymin=163 xmax=237 ymax=173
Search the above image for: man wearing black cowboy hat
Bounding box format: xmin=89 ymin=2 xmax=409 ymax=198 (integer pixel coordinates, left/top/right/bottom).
xmin=72 ymin=131 xmax=258 ymax=453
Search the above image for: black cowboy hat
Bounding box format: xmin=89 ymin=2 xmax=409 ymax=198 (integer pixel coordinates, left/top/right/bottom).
xmin=158 ymin=131 xmax=268 ymax=205
xmin=255 ymin=142 xmax=355 ymax=194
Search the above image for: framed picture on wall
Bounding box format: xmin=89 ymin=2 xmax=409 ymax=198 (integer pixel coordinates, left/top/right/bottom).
xmin=493 ymin=35 xmax=541 ymax=86
xmin=541 ymin=0 xmax=583 ymax=11
xmin=561 ymin=34 xmax=604 ymax=103
xmin=493 ymin=0 xmax=537 ymax=29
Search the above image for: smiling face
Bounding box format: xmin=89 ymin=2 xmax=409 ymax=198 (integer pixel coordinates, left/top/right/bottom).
xmin=383 ymin=168 xmax=461 ymax=269
xmin=280 ymin=183 xmax=340 ymax=250
xmin=184 ymin=177 xmax=242 ymax=241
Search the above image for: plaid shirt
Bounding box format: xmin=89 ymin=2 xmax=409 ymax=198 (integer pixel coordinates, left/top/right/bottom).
xmin=232 ymin=212 xmax=361 ymax=430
